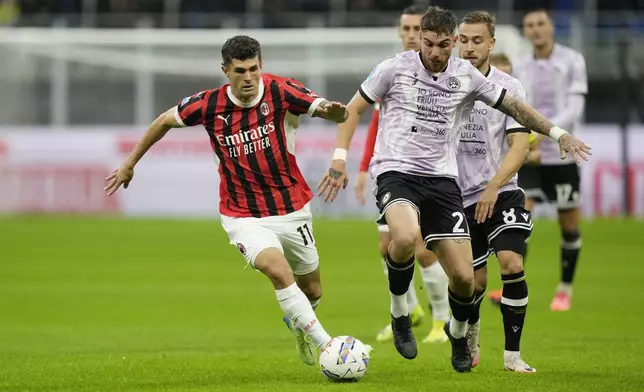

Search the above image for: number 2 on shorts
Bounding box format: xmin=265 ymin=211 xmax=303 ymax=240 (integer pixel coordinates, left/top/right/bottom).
xmin=297 ymin=223 xmax=314 ymax=246
xmin=452 ymin=211 xmax=465 ymax=233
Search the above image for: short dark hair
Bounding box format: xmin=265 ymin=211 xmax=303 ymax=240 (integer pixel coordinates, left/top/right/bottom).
xmin=221 ymin=35 xmax=262 ymax=66
xmin=401 ymin=5 xmax=426 ymax=16
xmin=461 ymin=10 xmax=496 ymax=38
xmin=523 ymin=7 xmax=550 ymax=22
xmin=420 ymin=6 xmax=457 ymax=36
xmin=490 ymin=53 xmax=512 ymax=67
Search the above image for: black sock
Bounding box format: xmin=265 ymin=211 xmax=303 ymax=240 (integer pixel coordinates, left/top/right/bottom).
xmin=448 ymin=288 xmax=475 ymax=323
xmin=500 ymin=271 xmax=528 ymax=352
xmin=386 ymin=253 xmax=415 ymax=296
xmin=561 ymin=230 xmax=581 ymax=284
xmin=468 ymin=289 xmax=486 ymax=325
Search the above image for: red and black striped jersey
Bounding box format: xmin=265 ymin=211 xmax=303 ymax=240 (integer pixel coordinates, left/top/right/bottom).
xmin=174 ymin=73 xmax=324 ymax=218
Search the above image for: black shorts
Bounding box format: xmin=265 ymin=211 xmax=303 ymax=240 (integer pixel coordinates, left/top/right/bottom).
xmin=374 ymin=171 xmax=469 ymax=249
xmin=465 ymin=189 xmax=533 ymax=270
xmin=518 ymin=163 xmax=581 ymax=210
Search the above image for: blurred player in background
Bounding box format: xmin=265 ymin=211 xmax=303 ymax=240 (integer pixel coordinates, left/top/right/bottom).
xmin=318 ymin=6 xmax=590 ymax=372
xmin=485 ymin=53 xmax=543 ymax=305
xmin=515 ymin=9 xmax=588 ymax=312
xmin=353 ymin=4 xmax=450 ymax=345
xmin=457 ymin=11 xmax=535 ymax=372
xmin=104 ymin=35 xmax=355 ymax=367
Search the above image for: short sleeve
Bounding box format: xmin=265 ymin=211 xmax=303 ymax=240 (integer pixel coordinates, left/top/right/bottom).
xmin=569 ymin=53 xmax=588 ymax=95
xmin=504 ymin=82 xmax=530 ymax=134
xmin=174 ymin=91 xmax=207 ymax=127
xmin=282 ymin=79 xmax=324 ymax=116
xmin=359 ymin=56 xmax=397 ymax=105
xmin=469 ymin=63 xmax=506 ymax=108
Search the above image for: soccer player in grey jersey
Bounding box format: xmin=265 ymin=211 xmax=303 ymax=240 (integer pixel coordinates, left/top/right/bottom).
xmin=514 ymin=9 xmax=588 ymax=312
xmin=318 ymin=6 xmax=591 ymax=373
xmin=457 ymin=11 xmax=535 ymax=373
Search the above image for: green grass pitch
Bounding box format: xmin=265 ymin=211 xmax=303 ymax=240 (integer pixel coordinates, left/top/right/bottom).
xmin=1 ymin=216 xmax=643 ymax=391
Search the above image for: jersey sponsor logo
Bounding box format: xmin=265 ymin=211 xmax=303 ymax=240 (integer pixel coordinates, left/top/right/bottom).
xmin=217 ymin=121 xmax=276 ymax=158
xmin=446 ymin=76 xmax=461 ymax=91
xmin=260 ymin=102 xmax=270 ymax=116
xmin=411 ymin=125 xmax=446 ymax=139
xmin=217 ymin=114 xmax=230 ymax=125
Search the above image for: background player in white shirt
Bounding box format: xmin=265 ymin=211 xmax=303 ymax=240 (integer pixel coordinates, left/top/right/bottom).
xmin=318 ymin=6 xmax=590 ymax=373
xmin=514 ymin=9 xmax=588 ymax=312
xmin=353 ymin=5 xmax=451 ymax=345
xmin=457 ymin=11 xmax=535 ymax=373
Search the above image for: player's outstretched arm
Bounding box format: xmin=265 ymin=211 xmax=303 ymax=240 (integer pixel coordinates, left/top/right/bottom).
xmin=474 ymin=132 xmax=530 ymax=223
xmin=496 ymin=94 xmax=592 ymax=163
xmin=104 ymin=107 xmax=180 ymax=196
xmin=317 ymin=92 xmax=372 ymax=203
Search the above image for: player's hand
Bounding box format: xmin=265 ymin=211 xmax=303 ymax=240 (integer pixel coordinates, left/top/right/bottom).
xmin=104 ymin=164 xmax=134 ymax=196
xmin=475 ymin=183 xmax=499 ymax=224
xmin=558 ymin=133 xmax=592 ymax=163
xmin=354 ymin=171 xmax=368 ymax=205
xmin=317 ymin=160 xmax=349 ymax=203
xmin=319 ymin=101 xmax=348 ymax=124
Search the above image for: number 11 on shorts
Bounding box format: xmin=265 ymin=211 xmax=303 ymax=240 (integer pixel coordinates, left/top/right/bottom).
xmin=297 ymin=223 xmax=314 ymax=246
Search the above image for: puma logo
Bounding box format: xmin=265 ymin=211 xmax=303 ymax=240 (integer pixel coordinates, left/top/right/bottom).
xmin=217 ymin=115 xmax=230 ymax=125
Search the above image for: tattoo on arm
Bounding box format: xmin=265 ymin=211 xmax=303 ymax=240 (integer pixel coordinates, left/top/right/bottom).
xmin=498 ymin=95 xmax=554 ymax=136
xmin=329 ymin=168 xmax=343 ymax=179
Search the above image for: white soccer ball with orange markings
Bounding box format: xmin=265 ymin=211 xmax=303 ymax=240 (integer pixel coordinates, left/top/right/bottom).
xmin=319 ymin=336 xmax=371 ymax=382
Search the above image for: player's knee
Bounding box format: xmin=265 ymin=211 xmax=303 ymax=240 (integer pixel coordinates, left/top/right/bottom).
xmin=497 ymin=250 xmax=524 ymax=275
xmin=255 ymin=251 xmax=294 ymax=288
xmin=558 ymin=208 xmax=579 ymax=231
xmin=451 ymin=268 xmax=474 ymax=291
xmin=390 ymin=229 xmax=418 ymax=256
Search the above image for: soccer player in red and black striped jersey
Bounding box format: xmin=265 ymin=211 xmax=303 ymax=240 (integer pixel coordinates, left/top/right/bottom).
xmin=104 ymin=35 xmax=362 ymax=366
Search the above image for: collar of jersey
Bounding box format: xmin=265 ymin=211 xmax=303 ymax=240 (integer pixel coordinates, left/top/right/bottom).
xmin=226 ymin=78 xmax=265 ymax=108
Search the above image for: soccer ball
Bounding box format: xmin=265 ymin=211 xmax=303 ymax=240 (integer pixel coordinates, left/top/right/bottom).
xmin=319 ymin=336 xmax=371 ymax=382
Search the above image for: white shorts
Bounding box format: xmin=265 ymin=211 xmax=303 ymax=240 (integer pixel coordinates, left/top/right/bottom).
xmin=221 ymin=203 xmax=319 ymax=276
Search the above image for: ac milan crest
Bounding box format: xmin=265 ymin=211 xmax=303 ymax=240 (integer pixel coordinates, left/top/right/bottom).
xmin=260 ymin=102 xmax=270 ymax=116
xmin=236 ymin=242 xmax=247 ymax=255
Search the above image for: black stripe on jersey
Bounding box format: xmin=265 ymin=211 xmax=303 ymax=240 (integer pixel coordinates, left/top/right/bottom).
xmin=359 ymin=87 xmax=375 ymax=105
xmin=284 ymin=90 xmax=313 ymax=113
xmin=270 ymin=80 xmax=297 ymax=213
xmin=184 ymin=109 xmax=203 ymax=126
xmin=241 ymin=107 xmax=279 ymax=216
xmin=205 ymin=90 xmax=238 ymax=209
xmin=506 ymin=127 xmax=530 ymax=134
xmin=224 ymin=95 xmax=260 ymax=217
xmin=492 ymin=88 xmax=507 ymax=109
xmin=254 ymin=101 xmax=292 ymax=214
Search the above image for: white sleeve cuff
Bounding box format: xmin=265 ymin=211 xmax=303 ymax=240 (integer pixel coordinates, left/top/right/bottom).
xmin=307 ymin=97 xmax=325 ymax=117
xmin=174 ymin=106 xmax=187 ymax=127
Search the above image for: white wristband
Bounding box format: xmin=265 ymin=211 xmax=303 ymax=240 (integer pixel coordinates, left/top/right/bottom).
xmin=333 ymin=148 xmax=348 ymax=161
xmin=548 ymin=126 xmax=568 ymax=141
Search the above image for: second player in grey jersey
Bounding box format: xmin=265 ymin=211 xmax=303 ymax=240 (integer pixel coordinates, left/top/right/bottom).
xmin=456 ymin=10 xmax=536 ymax=373
xmin=317 ymin=6 xmax=591 ymax=373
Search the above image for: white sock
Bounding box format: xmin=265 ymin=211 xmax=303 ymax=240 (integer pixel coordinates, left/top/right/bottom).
xmin=407 ymin=278 xmax=419 ymax=310
xmin=390 ymin=291 xmax=409 ymax=318
xmin=276 ymin=283 xmax=331 ymax=348
xmin=421 ymin=262 xmax=450 ymax=322
xmin=449 ymin=316 xmax=468 ymax=339
xmin=557 ymin=282 xmax=573 ymax=296
xmin=504 ymin=350 xmax=520 ymax=359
